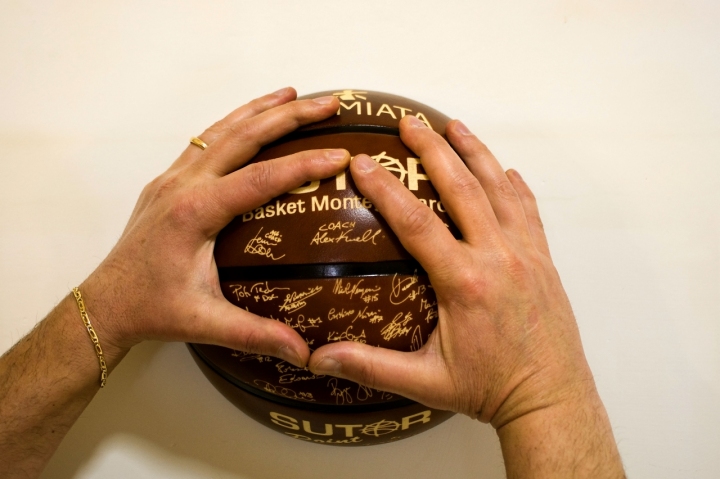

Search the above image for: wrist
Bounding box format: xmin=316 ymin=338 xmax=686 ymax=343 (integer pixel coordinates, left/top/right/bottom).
xmin=494 ymin=380 xmax=625 ymax=478
xmin=77 ymin=264 xmax=140 ymax=362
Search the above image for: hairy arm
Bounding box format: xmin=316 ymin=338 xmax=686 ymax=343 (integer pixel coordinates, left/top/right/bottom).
xmin=0 ymin=291 xmax=127 ymax=477
xmin=0 ymin=88 xmax=348 ymax=478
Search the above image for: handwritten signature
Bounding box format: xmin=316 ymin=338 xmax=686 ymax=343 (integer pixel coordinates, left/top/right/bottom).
xmin=380 ymin=311 xmax=414 ymax=341
xmin=283 ymin=314 xmax=322 ymax=332
xmin=352 ymin=306 xmax=383 ymax=324
xmin=310 ymin=228 xmax=382 ymax=246
xmin=390 ymin=272 xmax=426 ymax=305
xmin=328 ymin=307 xmax=355 ymax=321
xmin=333 ymin=278 xmax=381 ymax=301
xmin=327 ymin=325 xmax=367 ymax=343
xmin=278 ymin=285 xmax=323 ymax=313
xmin=244 ymin=227 xmax=286 ymax=261
xmin=328 ymin=378 xmax=353 ymax=405
xmin=253 ymin=380 xmax=315 ymax=402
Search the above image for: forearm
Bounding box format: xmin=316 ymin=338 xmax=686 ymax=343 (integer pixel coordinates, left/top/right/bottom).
xmin=496 ymin=384 xmax=625 ymax=479
xmin=0 ymin=289 xmax=129 ymax=478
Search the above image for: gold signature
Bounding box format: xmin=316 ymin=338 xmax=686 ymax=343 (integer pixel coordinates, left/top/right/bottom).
xmin=380 ymin=311 xmax=414 ymax=341
xmin=310 ymin=228 xmax=382 ymax=246
xmin=390 ymin=272 xmax=426 ymax=305
xmin=327 ymin=325 xmax=367 ymax=343
xmin=282 ymin=314 xmax=322 ymax=332
xmin=278 ymin=286 xmax=323 ymax=313
xmin=328 ymin=378 xmax=353 ymax=405
xmin=253 ymin=380 xmax=315 ymax=402
xmin=244 ymin=227 xmax=286 ymax=261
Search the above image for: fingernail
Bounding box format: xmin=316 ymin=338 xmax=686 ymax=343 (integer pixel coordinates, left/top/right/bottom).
xmin=326 ymin=149 xmax=348 ymax=162
xmin=454 ymin=120 xmax=473 ymax=136
xmin=406 ymin=115 xmax=427 ymax=128
xmin=353 ymin=154 xmax=377 ymax=173
xmin=277 ymin=345 xmax=303 ymax=368
xmin=314 ymin=357 xmax=342 ymax=375
xmin=313 ymin=95 xmax=335 ymax=105
xmin=272 ymin=87 xmax=293 ymax=97
xmin=509 ymin=169 xmax=523 ymax=181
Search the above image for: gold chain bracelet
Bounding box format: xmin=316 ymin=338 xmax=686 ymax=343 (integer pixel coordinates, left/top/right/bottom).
xmin=72 ymin=287 xmax=108 ymax=388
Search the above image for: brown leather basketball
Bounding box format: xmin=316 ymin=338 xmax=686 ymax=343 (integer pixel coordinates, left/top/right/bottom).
xmin=189 ymin=90 xmax=457 ymax=446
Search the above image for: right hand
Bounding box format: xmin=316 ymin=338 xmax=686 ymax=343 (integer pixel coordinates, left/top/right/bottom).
xmin=308 ymin=115 xmax=596 ymax=427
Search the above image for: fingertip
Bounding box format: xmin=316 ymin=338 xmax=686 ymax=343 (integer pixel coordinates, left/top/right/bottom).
xmin=309 ymin=355 xmax=343 ymax=376
xmin=277 ymin=344 xmax=307 ymax=368
xmin=325 ymin=148 xmax=351 ymax=165
xmin=270 ymin=86 xmax=297 ymax=100
xmin=448 ymin=119 xmax=474 ymax=137
xmin=506 ymin=168 xmax=523 ymax=182
xmin=351 ymin=153 xmax=378 ymax=174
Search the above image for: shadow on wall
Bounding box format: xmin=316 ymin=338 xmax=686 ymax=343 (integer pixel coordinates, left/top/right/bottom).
xmin=43 ymin=341 xmax=506 ymax=479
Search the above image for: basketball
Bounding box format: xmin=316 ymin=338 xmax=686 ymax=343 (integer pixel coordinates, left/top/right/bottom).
xmin=189 ymin=90 xmax=457 ymax=446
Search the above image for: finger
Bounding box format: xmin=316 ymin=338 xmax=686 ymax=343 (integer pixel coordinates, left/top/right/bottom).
xmin=173 ymin=87 xmax=298 ymax=169
xmin=398 ymin=116 xmax=501 ymax=244
xmin=350 ymin=153 xmax=462 ymax=280
xmin=308 ymin=341 xmax=451 ymax=410
xmin=507 ymin=169 xmax=552 ymax=257
xmin=200 ymin=95 xmax=340 ymax=176
xmin=210 ymin=148 xmax=350 ymax=228
xmin=446 ymin=120 xmax=529 ymax=237
xmin=191 ymin=299 xmax=310 ymax=368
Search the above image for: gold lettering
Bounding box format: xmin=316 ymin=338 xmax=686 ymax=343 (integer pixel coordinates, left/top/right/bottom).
xmin=338 ymin=101 xmax=362 ymax=115
xmin=270 ymin=412 xmax=300 ymax=430
xmin=290 ymin=180 xmax=320 ymax=194
xmin=312 ymin=195 xmax=329 ymax=211
xmin=407 ymin=157 xmax=430 ymax=191
xmin=302 ymin=420 xmax=333 ymax=436
xmin=376 ymin=103 xmax=397 ymax=119
xmin=415 ymin=112 xmax=432 ymax=129
xmin=402 ymin=410 xmax=432 ymax=430
xmin=336 ymin=170 xmax=346 ymax=190
xmin=393 ymin=105 xmax=412 ymax=117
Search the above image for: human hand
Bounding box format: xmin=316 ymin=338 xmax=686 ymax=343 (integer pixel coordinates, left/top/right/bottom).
xmin=81 ymin=88 xmax=349 ymax=367
xmin=307 ymin=115 xmax=595 ymax=427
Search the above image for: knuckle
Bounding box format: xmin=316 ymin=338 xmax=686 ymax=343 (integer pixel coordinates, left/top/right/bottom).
xmin=147 ymin=173 xmax=179 ymax=201
xmin=238 ymin=327 xmax=262 ymax=355
xmin=356 ymin=359 xmax=378 ymax=390
xmin=226 ymin=118 xmax=256 ymax=141
xmin=527 ymin=213 xmax=545 ymax=231
xmin=400 ymin=201 xmax=437 ymax=240
xmin=493 ymin=178 xmax=519 ymax=201
xmin=168 ymin=192 xmax=202 ymax=225
xmin=450 ymin=171 xmax=483 ymax=198
xmin=204 ymin=119 xmax=226 ymax=137
xmin=243 ymin=161 xmax=274 ymax=197
xmin=453 ymin=267 xmax=487 ymax=303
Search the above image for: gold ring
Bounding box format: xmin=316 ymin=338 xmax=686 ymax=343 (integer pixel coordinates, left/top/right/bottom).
xmin=189 ymin=137 xmax=208 ymax=150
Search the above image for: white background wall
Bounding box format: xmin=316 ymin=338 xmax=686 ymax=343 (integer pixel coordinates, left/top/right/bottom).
xmin=1 ymin=1 xmax=718 ymax=477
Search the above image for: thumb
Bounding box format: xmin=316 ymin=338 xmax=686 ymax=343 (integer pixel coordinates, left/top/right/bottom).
xmin=308 ymin=341 xmax=449 ymax=410
xmin=195 ymin=299 xmax=310 ymax=368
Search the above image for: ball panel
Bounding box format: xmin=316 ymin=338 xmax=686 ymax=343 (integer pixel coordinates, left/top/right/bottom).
xmin=189 ymin=344 xmax=455 ymax=446
xmin=215 ymin=132 xmax=455 ymax=268
xmin=296 ymin=89 xmax=451 ymax=136
xmin=194 ymin=272 xmax=437 ymax=406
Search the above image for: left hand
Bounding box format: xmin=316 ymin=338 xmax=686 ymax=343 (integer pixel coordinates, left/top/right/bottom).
xmin=81 ymin=88 xmax=350 ymax=367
